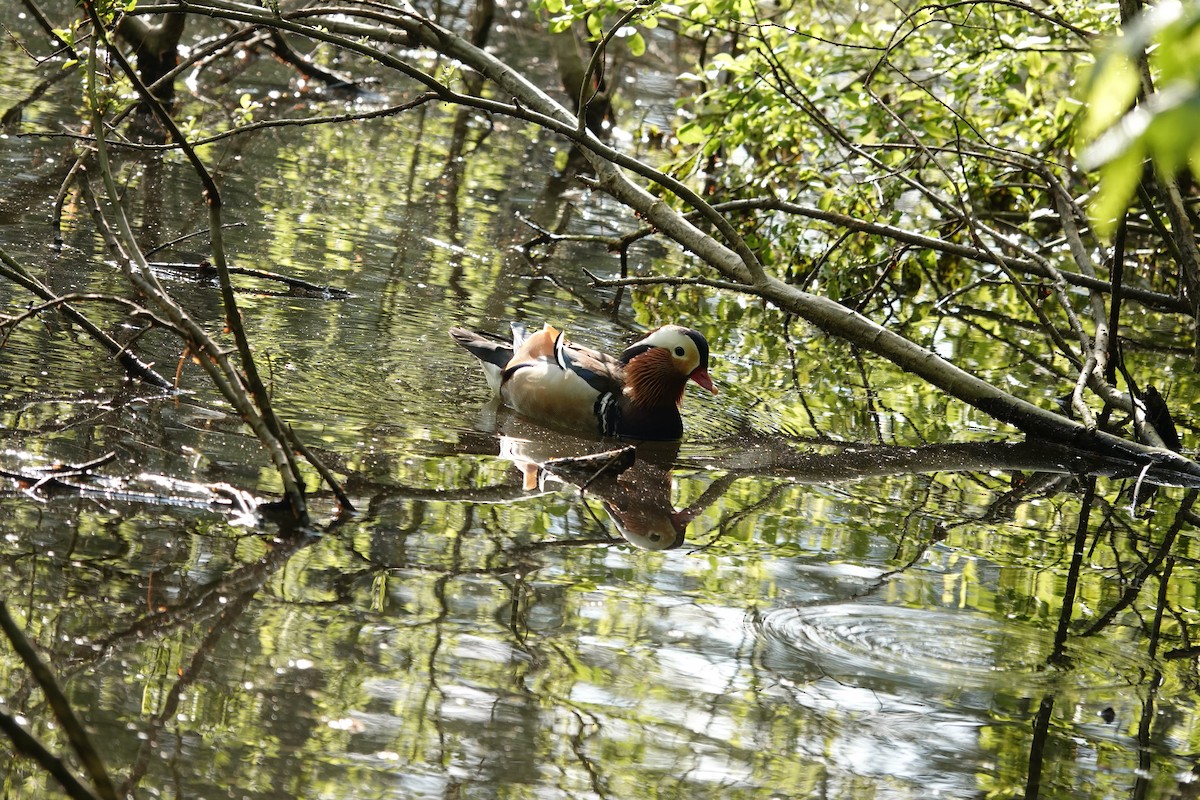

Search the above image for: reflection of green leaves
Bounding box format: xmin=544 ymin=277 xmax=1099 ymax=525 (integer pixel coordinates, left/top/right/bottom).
xmin=1079 ymin=0 xmax=1200 ymax=237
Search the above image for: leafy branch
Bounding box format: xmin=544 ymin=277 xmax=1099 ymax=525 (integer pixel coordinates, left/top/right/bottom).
xmin=78 ymin=0 xmax=1200 ymax=479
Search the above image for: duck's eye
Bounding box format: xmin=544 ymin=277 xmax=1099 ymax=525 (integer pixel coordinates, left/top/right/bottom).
xmin=674 ymin=346 xmax=686 ymax=357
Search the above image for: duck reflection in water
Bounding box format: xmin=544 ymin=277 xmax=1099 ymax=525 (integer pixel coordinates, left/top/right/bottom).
xmin=493 ymin=415 xmax=706 ymax=551
xmin=451 ymin=321 xmax=723 ymax=548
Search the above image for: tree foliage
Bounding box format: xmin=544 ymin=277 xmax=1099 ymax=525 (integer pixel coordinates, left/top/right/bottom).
xmin=541 ymin=0 xmax=1106 ymax=291
xmin=528 ymin=0 xmax=1200 ymax=467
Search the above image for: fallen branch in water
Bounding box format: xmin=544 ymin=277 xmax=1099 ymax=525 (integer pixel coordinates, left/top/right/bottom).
xmin=148 ymin=260 xmax=352 ymax=298
xmin=0 ymin=247 xmax=174 ymax=390
xmin=542 ymin=446 xmax=637 ymax=489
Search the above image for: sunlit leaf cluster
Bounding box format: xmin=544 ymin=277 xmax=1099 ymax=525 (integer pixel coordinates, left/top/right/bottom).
xmin=537 ymin=0 xmax=1114 ymax=299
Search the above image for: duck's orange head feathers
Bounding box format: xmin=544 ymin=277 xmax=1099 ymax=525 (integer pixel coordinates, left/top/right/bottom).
xmin=620 ymin=326 xmax=716 ymax=408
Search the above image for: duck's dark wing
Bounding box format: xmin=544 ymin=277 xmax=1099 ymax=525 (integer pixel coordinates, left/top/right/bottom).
xmin=451 ymin=327 xmax=517 ymax=394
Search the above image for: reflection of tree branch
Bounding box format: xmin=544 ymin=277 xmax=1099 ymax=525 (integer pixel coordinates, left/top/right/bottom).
xmin=413 ymin=510 xmax=475 ymax=761
xmin=976 ymin=471 xmax=1074 ymax=526
xmin=567 ymin=707 xmax=609 ymax=798
xmin=0 ymin=711 xmax=100 ymax=800
xmin=1132 ymin=556 xmax=1173 ymax=800
xmin=1053 ymin=477 xmax=1095 ymax=660
xmin=368 ymin=483 xmax=551 ymax=506
xmin=66 ymin=534 xmax=314 ymax=673
xmin=360 ymin=434 xmax=1200 ymax=558
xmin=120 ymin=590 xmax=256 ymax=797
xmin=694 ymin=481 xmax=791 ymax=550
xmin=1025 ymin=694 xmax=1056 ymax=800
xmin=286 ymin=424 xmax=355 ymax=512
xmin=952 ymin=308 xmax=1072 ymax=382
xmin=852 ymin=347 xmax=887 ymax=445
xmin=1081 ymin=490 xmax=1197 ymax=637
xmin=0 ymin=602 xmax=119 ymax=799
xmin=1024 ymin=478 xmax=1097 ymax=798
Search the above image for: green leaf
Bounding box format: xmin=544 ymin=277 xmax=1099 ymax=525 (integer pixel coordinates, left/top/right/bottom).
xmin=1089 ymin=143 xmax=1145 ymax=239
xmin=627 ymin=30 xmax=646 ymax=57
xmin=676 ymin=120 xmax=707 ymax=145
xmin=1149 ymin=97 xmax=1200 ymax=176
xmin=1079 ymin=54 xmax=1140 ymax=141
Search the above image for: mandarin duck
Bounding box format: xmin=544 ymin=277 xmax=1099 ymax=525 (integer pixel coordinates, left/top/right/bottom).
xmin=449 ymin=322 xmax=717 ymax=440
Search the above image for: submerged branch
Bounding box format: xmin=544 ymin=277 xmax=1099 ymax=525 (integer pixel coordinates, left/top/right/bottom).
xmin=148 ymin=261 xmax=352 ymax=297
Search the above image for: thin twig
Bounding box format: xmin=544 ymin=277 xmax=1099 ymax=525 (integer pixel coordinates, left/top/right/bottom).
xmin=0 ymin=246 xmax=174 ymax=388
xmin=576 ymin=2 xmax=642 ymax=135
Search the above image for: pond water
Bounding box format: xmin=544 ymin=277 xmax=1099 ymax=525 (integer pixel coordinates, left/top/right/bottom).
xmin=3 ymin=5 xmax=1200 ymax=800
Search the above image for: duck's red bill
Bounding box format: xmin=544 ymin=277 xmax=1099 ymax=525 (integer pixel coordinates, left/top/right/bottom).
xmin=690 ymin=368 xmax=717 ymax=394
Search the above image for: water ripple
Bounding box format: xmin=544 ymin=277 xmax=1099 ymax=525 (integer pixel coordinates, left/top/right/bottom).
xmin=756 ymin=603 xmax=1148 ymax=699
